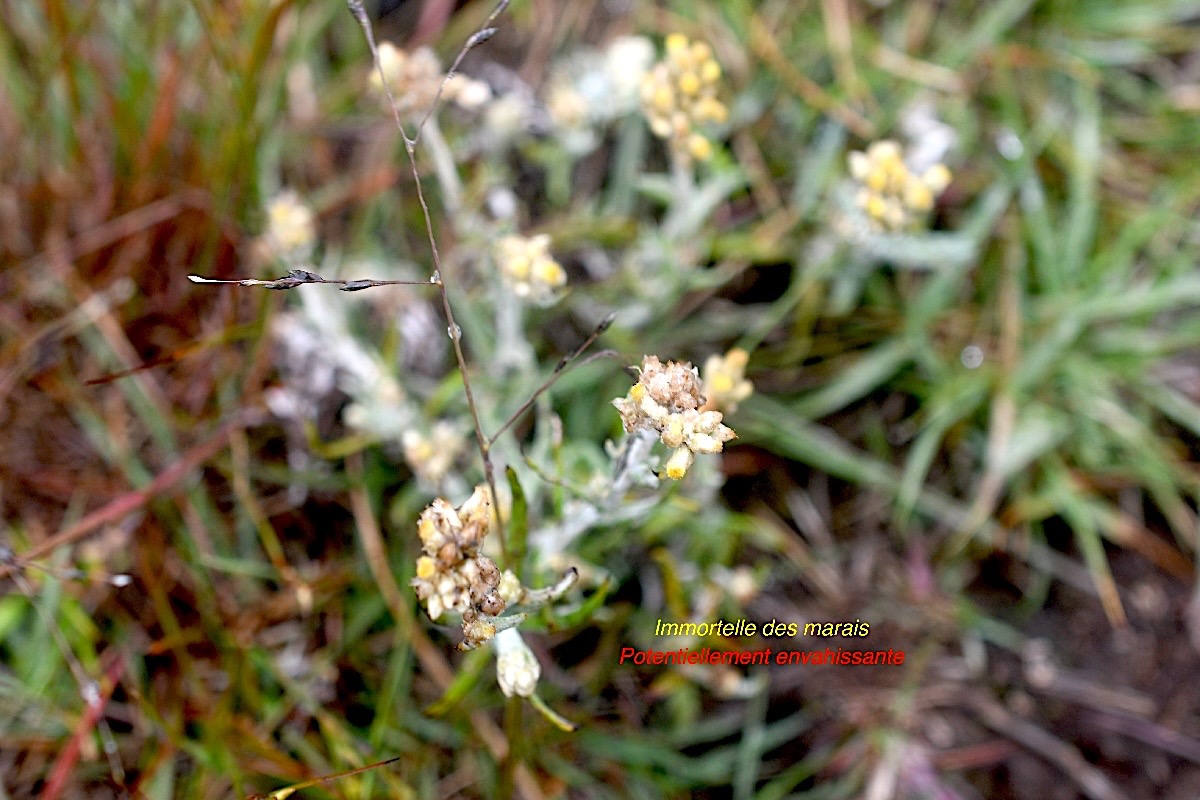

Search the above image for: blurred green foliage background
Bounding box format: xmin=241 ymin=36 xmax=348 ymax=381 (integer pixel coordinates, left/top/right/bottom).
xmin=3 ymin=0 xmax=1200 ymax=797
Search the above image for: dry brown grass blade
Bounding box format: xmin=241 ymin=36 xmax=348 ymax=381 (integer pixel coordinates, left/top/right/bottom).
xmin=751 ymin=502 xmax=846 ymax=604
xmin=955 ymin=225 xmax=1022 ymax=554
xmin=82 ymin=326 xmax=249 ymax=386
xmin=873 ymin=45 xmax=966 ymax=93
xmin=16 ymin=191 xmax=211 ymax=275
xmin=38 ymin=654 xmax=126 ymax=800
xmin=1093 ymin=506 xmax=1194 ymax=581
xmin=926 ymin=687 xmax=1130 ymax=800
xmin=747 ymin=14 xmax=874 ymax=138
xmin=0 ymin=412 xmax=256 ymax=581
xmin=1085 ymin=710 xmax=1200 ymax=765
xmin=821 ymin=0 xmax=869 ymax=105
xmin=0 ymin=278 xmax=135 ymax=402
xmin=243 ymin=755 xmax=403 ymax=800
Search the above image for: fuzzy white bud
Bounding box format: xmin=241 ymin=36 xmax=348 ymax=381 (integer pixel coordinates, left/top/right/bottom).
xmin=497 ymin=570 xmax=524 ymax=606
xmin=494 ymin=628 xmax=540 ymax=698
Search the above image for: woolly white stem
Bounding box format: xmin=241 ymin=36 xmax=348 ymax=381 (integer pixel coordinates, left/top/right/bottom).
xmin=609 ymin=428 xmax=660 ymax=498
xmin=493 ymin=286 xmax=535 ymax=374
xmin=421 ymin=116 xmax=462 ymax=215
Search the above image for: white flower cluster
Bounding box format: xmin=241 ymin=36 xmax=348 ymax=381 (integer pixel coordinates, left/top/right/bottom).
xmin=848 ymin=140 xmax=952 ymax=232
xmin=443 ymin=73 xmax=492 ymax=111
xmin=544 ymin=35 xmax=656 ymax=153
xmin=612 ymin=356 xmax=736 ymax=480
xmin=402 ymin=421 xmax=466 ymax=488
xmin=265 ymin=287 xmax=410 ymax=503
xmin=262 ymin=191 xmax=315 ymax=263
xmin=701 ymin=348 xmax=753 ymax=414
xmin=493 ymin=234 xmax=567 ymax=306
xmin=370 ymin=43 xmax=490 ymax=119
xmin=268 ymin=290 xmax=390 ymax=423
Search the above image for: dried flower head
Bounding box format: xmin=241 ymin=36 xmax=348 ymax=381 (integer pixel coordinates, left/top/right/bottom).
xmin=612 ymin=355 xmax=736 ymax=480
xmin=494 ymin=628 xmax=541 ymax=698
xmin=613 ymin=355 xmax=704 ymax=429
xmin=263 ymin=191 xmax=316 ymax=263
xmin=494 ymin=234 xmax=567 ymax=306
xmin=702 ymin=348 xmax=753 ymax=413
xmin=848 ymin=140 xmax=952 ymax=232
xmin=411 ymin=486 xmax=507 ymax=647
xmin=640 ymin=33 xmax=728 ymax=163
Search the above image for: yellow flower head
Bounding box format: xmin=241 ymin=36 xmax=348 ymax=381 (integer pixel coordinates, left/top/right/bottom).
xmin=702 ymin=348 xmax=753 ymax=413
xmin=402 ymin=421 xmax=466 ymax=487
xmin=263 ymin=191 xmax=315 ymax=263
xmin=612 ymin=355 xmax=736 ymax=480
xmin=494 ymin=234 xmax=567 ymax=306
xmin=848 ymin=140 xmax=952 ymax=232
xmin=640 ymin=33 xmax=727 ymax=163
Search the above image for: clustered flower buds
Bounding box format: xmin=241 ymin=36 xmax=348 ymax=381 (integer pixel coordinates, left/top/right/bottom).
xmin=701 ymin=348 xmax=754 ymax=414
xmin=848 ymin=140 xmax=952 ymax=232
xmin=640 ymin=33 xmax=728 ymax=163
xmin=494 ymin=628 xmax=540 ymax=698
xmin=370 ymin=43 xmax=490 ymax=118
xmin=443 ymin=73 xmax=492 ymax=111
xmin=411 ymin=486 xmax=508 ymax=648
xmin=493 ymin=234 xmax=567 ymax=306
xmin=402 ymin=421 xmax=466 ymax=487
xmin=263 ymin=191 xmax=316 ymax=263
xmin=543 ymin=35 xmax=656 ymax=154
xmin=613 ymin=356 xmax=736 ymax=480
xmin=545 ymin=76 xmax=590 ymax=132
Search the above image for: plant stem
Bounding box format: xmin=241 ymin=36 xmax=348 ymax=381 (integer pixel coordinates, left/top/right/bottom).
xmin=348 ymin=0 xmax=509 ymax=560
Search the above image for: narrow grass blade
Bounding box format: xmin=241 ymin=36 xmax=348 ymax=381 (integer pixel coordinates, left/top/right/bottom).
xmin=506 ymin=466 xmax=529 ymax=579
xmin=793 ymin=338 xmax=913 ymax=420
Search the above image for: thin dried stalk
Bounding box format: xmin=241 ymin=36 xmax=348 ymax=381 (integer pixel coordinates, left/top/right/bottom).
xmin=345 ymin=0 xmax=512 ymax=556
xmin=188 ymin=269 xmax=430 ymax=291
